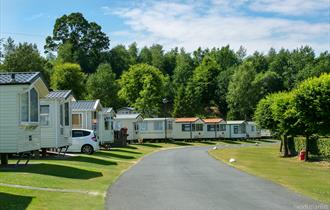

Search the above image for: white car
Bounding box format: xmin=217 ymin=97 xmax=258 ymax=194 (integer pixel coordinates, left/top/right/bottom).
xmin=68 ymin=129 xmax=100 ymax=154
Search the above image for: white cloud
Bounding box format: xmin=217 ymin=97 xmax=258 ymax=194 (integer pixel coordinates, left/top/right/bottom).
xmin=249 ymin=0 xmax=329 ymax=16
xmin=25 ymin=13 xmax=44 ymax=21
xmin=108 ymin=1 xmax=330 ymax=54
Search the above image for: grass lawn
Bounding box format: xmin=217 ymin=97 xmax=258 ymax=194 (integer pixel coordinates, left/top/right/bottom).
xmin=209 ymin=145 xmax=330 ymax=203
xmin=0 ymin=140 xmax=234 ymax=210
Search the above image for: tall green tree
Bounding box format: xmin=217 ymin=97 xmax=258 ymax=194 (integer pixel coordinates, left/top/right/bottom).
xmin=149 ymin=44 xmax=165 ymax=72
xmin=128 ymin=42 xmax=138 ymax=65
xmin=118 ymin=64 xmax=166 ymax=117
xmin=45 ymin=12 xmax=110 ymax=73
xmin=293 ymin=73 xmax=330 ymax=160
xmin=163 ymin=48 xmax=178 ymax=75
xmin=108 ymin=45 xmax=131 ymax=76
xmin=51 ymin=63 xmax=86 ymax=99
xmin=86 ymin=63 xmax=119 ymax=108
xmin=138 ymin=47 xmax=152 ymax=64
xmin=226 ymin=61 xmax=257 ymax=120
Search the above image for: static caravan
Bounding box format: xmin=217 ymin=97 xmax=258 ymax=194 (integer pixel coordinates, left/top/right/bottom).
xmin=98 ymin=108 xmax=116 ymax=145
xmin=202 ymin=118 xmax=226 ymax=139
xmin=139 ymin=118 xmax=174 ymax=140
xmin=0 ymin=72 xmax=49 ymax=164
xmin=72 ymin=100 xmax=102 ymax=138
xmin=225 ymin=121 xmax=247 ymax=139
xmin=173 ymin=118 xmax=204 ymax=140
xmin=114 ymin=114 xmax=143 ymax=142
xmin=117 ymin=107 xmax=137 ymax=115
xmin=246 ymin=121 xmax=261 ymax=138
xmin=40 ymin=90 xmax=73 ymax=150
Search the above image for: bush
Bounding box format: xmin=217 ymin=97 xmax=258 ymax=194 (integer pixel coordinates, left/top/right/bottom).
xmin=294 ymin=136 xmax=330 ymax=159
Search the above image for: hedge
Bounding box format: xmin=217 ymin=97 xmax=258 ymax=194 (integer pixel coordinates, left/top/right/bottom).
xmin=294 ymin=136 xmax=330 ymax=158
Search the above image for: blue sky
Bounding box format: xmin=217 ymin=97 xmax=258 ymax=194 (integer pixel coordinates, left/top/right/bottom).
xmin=1 ymin=0 xmax=329 ymax=55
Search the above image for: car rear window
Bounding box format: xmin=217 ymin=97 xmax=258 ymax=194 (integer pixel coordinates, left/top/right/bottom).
xmin=72 ymin=130 xmax=91 ymax=137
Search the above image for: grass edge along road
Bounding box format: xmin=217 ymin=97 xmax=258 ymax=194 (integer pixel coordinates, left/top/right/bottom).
xmin=209 ymin=145 xmax=330 ymax=204
xmin=0 ymin=140 xmax=236 ymax=210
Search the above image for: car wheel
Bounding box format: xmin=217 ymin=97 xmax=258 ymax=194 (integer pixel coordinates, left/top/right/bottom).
xmin=81 ymin=144 xmax=94 ymax=154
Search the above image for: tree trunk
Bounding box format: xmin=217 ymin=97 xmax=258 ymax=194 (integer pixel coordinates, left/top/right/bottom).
xmin=280 ymin=138 xmax=283 ymax=153
xmin=283 ymin=134 xmax=289 ymax=157
xmin=1 ymin=154 xmax=9 ymax=166
xmin=305 ymin=135 xmax=309 ymax=161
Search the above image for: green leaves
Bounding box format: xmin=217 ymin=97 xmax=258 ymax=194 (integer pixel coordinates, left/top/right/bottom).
xmin=118 ymin=64 xmax=166 ymax=117
xmin=86 ymin=63 xmax=119 ymax=108
xmin=51 ymin=63 xmax=86 ymax=99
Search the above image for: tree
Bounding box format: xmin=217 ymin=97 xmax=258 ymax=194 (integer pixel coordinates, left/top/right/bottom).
xmin=254 ymin=92 xmax=297 ymax=157
xmin=149 ymin=44 xmax=165 ymax=72
xmin=51 ymin=63 xmax=86 ymax=99
xmin=187 ymin=56 xmax=220 ymax=115
xmin=215 ymin=67 xmax=235 ymax=117
xmin=293 ymin=73 xmax=330 ymax=160
xmin=163 ymin=48 xmax=178 ymax=75
xmin=2 ymin=42 xmax=48 ymax=81
xmin=138 ymin=47 xmax=152 ymax=64
xmin=56 ymin=42 xmax=77 ymax=63
xmin=226 ymin=61 xmax=257 ymax=120
xmin=128 ymin=42 xmax=138 ymax=65
xmin=45 ymin=12 xmax=110 ymax=73
xmin=295 ymin=51 xmax=330 ymax=84
xmin=246 ymin=51 xmax=268 ymax=73
xmin=86 ymin=64 xmax=119 ymax=108
xmin=118 ymin=64 xmax=166 ymax=117
xmin=108 ymin=45 xmax=131 ymax=76
xmin=252 ymin=71 xmax=283 ymax=101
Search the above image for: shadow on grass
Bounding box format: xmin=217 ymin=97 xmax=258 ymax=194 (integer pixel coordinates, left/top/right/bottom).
xmin=122 ymin=145 xmax=138 ymax=150
xmin=138 ymin=143 xmax=162 ymax=148
xmin=94 ymin=151 xmax=136 ymax=159
xmin=172 ymin=141 xmax=193 ymax=146
xmin=69 ymin=156 xmax=118 ymax=165
xmin=199 ymin=141 xmax=217 ymax=145
xmin=258 ymin=139 xmax=278 ymax=143
xmin=0 ymin=192 xmax=33 ymax=210
xmin=109 ymin=149 xmax=142 ymax=155
xmin=243 ymin=139 xmax=258 ymax=143
xmin=0 ymin=163 xmax=103 ymax=179
xmin=219 ymin=140 xmax=241 ymax=144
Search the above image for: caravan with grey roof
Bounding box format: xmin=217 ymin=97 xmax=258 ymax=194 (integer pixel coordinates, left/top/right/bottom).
xmin=40 ymin=90 xmax=74 ymax=151
xmin=72 ymin=100 xmax=115 ymax=145
xmin=0 ymin=72 xmax=49 ymax=164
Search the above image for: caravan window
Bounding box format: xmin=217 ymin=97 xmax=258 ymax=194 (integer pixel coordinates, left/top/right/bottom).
xmin=21 ymin=92 xmax=29 ymax=122
xmin=30 ymin=88 xmax=38 ymax=122
xmin=154 ymin=121 xmax=163 ymax=130
xmin=234 ymin=125 xmax=239 ymax=134
xmin=104 ymin=117 xmax=110 ymax=130
xmin=182 ymin=124 xmax=191 ymax=132
xmin=72 ymin=114 xmax=82 ymax=128
xmin=218 ymin=124 xmax=226 ymax=131
xmin=251 ymin=125 xmax=255 ymax=132
xmin=140 ymin=121 xmax=148 ymax=131
xmin=167 ymin=120 xmax=173 ymax=130
xmin=60 ymin=104 xmax=64 ymax=126
xmin=64 ymin=102 xmax=70 ymax=126
xmin=207 ymin=125 xmax=215 ymax=131
xmin=193 ymin=124 xmax=203 ymax=131
xmin=40 ymin=105 xmax=50 ymax=126
xmin=20 ymin=88 xmax=39 ymax=123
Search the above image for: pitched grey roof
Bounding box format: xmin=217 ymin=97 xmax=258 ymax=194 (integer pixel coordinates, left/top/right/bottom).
xmin=118 ymin=107 xmax=135 ymax=111
xmin=46 ymin=90 xmax=72 ymax=100
xmin=115 ymin=114 xmax=141 ymax=120
xmin=226 ymin=120 xmax=246 ymax=124
xmin=102 ymin=107 xmax=114 ymax=114
xmin=72 ymin=100 xmax=101 ymax=111
xmin=0 ymin=72 xmax=40 ymax=85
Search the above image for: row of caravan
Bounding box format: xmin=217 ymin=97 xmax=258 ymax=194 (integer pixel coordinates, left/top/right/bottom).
xmin=0 ymin=72 xmax=268 ymax=160
xmin=114 ymin=116 xmax=265 ymax=142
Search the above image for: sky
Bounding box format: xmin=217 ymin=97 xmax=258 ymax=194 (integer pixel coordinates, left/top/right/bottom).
xmin=0 ymin=0 xmax=329 ymax=55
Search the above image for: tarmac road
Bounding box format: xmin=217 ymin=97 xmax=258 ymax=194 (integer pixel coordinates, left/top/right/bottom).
xmin=106 ymin=145 xmax=325 ymax=210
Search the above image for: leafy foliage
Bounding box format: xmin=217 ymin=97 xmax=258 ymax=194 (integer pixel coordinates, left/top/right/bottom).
xmin=45 ymin=12 xmax=110 ymax=73
xmin=51 ymin=63 xmax=86 ymax=99
xmin=86 ymin=64 xmax=119 ymax=108
xmin=118 ymin=64 xmax=166 ymax=117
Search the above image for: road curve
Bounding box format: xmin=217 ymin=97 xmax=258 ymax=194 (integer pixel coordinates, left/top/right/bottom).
xmin=105 ymin=146 xmax=324 ymax=210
